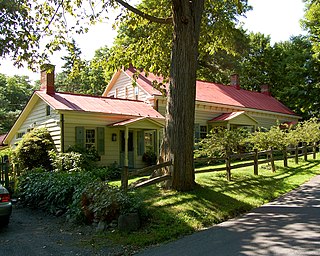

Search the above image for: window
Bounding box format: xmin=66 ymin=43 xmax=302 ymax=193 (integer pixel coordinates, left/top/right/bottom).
xmin=46 ymin=105 xmax=51 ymax=116
xmin=200 ymin=125 xmax=207 ymax=139
xmin=16 ymin=132 xmax=25 ymax=139
xmin=134 ymin=87 xmax=139 ymax=100
xmin=125 ymin=87 xmax=129 ymax=99
xmin=85 ymin=129 xmax=95 ymax=149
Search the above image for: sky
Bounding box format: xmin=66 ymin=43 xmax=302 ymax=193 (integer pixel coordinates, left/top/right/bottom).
xmin=0 ymin=0 xmax=307 ymax=82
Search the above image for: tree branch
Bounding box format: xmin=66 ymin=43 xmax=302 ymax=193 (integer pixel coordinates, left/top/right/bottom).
xmin=114 ymin=0 xmax=173 ymax=24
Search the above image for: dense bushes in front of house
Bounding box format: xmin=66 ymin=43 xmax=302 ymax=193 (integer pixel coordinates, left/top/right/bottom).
xmin=17 ymin=168 xmax=139 ymax=224
xmin=13 ymin=127 xmax=139 ymax=225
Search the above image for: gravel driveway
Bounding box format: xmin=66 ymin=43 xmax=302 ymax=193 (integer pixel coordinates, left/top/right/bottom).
xmin=0 ymin=204 xmax=122 ymax=256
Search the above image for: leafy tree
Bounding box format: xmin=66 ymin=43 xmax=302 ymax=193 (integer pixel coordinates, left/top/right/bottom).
xmin=195 ymin=128 xmax=248 ymax=158
xmin=56 ymin=45 xmax=111 ymax=95
xmin=0 ymin=0 xmax=249 ymax=191
xmin=239 ymin=33 xmax=274 ymax=91
xmin=246 ymin=126 xmax=289 ymax=151
xmin=0 ymin=74 xmax=34 ymax=133
xmin=302 ymin=0 xmax=320 ymax=58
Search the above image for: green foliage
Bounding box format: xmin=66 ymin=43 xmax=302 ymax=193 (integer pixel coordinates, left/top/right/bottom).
xmin=49 ymin=150 xmax=83 ymax=172
xmin=90 ymin=163 xmax=122 ymax=181
xmin=109 ymin=0 xmax=250 ymax=82
xmin=81 ymin=182 xmax=140 ymax=224
xmin=195 ymin=128 xmax=249 ymax=157
xmin=17 ymin=171 xmax=93 ymax=218
xmin=13 ymin=128 xmax=55 ymax=172
xmin=288 ymin=117 xmax=320 ymax=145
xmin=0 ymin=74 xmax=34 ymax=133
xmin=55 ymin=44 xmax=111 ymax=95
xmin=65 ymin=145 xmax=100 ymax=171
xmin=246 ymin=125 xmax=289 ymax=151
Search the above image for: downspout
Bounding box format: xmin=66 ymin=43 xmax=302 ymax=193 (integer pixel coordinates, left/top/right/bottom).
xmin=60 ymin=114 xmax=65 ymax=153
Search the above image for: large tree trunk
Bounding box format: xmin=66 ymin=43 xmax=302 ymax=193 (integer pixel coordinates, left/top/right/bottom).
xmin=160 ymin=0 xmax=204 ymax=191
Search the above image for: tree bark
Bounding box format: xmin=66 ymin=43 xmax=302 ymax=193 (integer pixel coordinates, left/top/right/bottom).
xmin=160 ymin=0 xmax=204 ymax=191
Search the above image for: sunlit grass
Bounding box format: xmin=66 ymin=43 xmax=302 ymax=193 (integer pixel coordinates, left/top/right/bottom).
xmin=102 ymin=155 xmax=320 ymax=248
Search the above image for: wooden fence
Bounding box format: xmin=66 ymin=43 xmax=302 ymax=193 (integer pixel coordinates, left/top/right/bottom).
xmin=121 ymin=160 xmax=172 ymax=191
xmin=120 ymin=143 xmax=318 ymax=190
xmin=195 ymin=143 xmax=318 ymax=181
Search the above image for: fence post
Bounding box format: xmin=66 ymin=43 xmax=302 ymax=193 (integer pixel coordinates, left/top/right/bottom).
xmin=270 ymin=148 xmax=276 ymax=173
xmin=121 ymin=166 xmax=128 ymax=192
xmin=313 ymin=142 xmax=317 ymax=160
xmin=254 ymin=149 xmax=258 ymax=175
xmin=225 ymin=151 xmax=231 ymax=181
xmin=295 ymin=145 xmax=299 ymax=164
xmin=2 ymin=155 xmax=9 ymax=188
xmin=283 ymin=148 xmax=288 ymax=168
xmin=304 ymin=142 xmax=308 ymax=161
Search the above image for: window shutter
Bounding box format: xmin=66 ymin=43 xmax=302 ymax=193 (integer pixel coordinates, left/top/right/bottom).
xmin=97 ymin=127 xmax=105 ymax=155
xmin=137 ymin=131 xmax=144 ymax=156
xmin=75 ymin=127 xmax=84 ymax=148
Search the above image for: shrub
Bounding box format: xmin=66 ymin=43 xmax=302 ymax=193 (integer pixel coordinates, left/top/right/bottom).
xmin=13 ymin=127 xmax=55 ymax=172
xmin=49 ymin=150 xmax=83 ymax=172
xmin=66 ymin=145 xmax=100 ymax=170
xmin=18 ymin=171 xmax=92 ymax=217
xmin=81 ymin=182 xmax=140 ymax=224
xmin=195 ymin=128 xmax=249 ymax=158
xmin=90 ymin=163 xmax=122 ymax=181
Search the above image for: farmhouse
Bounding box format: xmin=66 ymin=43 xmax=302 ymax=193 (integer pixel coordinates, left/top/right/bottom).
xmin=103 ymin=67 xmax=300 ymax=142
xmin=4 ymin=65 xmax=300 ymax=169
xmin=3 ymin=65 xmax=164 ymax=169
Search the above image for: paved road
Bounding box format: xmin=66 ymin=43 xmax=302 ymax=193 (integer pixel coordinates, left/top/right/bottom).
xmin=137 ymin=175 xmax=320 ymax=256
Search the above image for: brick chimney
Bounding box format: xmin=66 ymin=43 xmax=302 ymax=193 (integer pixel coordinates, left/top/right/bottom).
xmin=40 ymin=64 xmax=55 ymax=95
xmin=261 ymin=84 xmax=271 ymax=96
xmin=230 ymin=74 xmax=240 ymax=90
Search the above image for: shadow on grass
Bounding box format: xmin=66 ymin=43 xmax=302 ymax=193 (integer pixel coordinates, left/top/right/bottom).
xmin=105 ymin=158 xmax=320 ymax=248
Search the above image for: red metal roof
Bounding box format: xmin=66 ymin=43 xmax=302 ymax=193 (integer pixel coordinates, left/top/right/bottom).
xmin=127 ymin=68 xmax=297 ymax=116
xmin=35 ymin=91 xmax=164 ymax=119
xmin=195 ymin=81 xmax=296 ymax=116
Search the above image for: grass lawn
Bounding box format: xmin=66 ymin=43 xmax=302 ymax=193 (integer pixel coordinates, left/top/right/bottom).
xmin=100 ymin=155 xmax=320 ymax=249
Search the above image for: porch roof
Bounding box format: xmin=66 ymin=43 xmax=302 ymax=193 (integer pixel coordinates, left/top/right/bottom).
xmin=108 ymin=117 xmax=164 ymax=128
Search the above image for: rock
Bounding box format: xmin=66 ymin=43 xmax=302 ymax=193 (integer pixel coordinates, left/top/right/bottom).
xmin=96 ymin=221 xmax=108 ymax=232
xmin=118 ymin=213 xmax=140 ymax=232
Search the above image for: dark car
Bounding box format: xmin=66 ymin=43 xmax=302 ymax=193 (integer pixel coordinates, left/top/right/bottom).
xmin=0 ymin=184 xmax=12 ymax=225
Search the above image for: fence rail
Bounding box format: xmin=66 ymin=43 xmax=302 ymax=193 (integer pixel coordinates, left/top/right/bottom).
xmin=195 ymin=143 xmax=318 ymax=181
xmin=121 ymin=143 xmax=318 ymax=190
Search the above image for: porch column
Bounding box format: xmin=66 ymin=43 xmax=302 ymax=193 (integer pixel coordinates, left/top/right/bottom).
xmin=227 ymin=123 xmax=231 ymax=130
xmin=156 ymin=129 xmax=160 ymax=157
xmin=124 ymin=126 xmax=129 ymax=167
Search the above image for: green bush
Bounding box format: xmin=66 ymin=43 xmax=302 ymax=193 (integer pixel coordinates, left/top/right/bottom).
xmin=49 ymin=150 xmax=83 ymax=172
xmin=66 ymin=145 xmax=100 ymax=170
xmin=90 ymin=163 xmax=122 ymax=181
xmin=18 ymin=171 xmax=92 ymax=217
xmin=81 ymin=182 xmax=140 ymax=224
xmin=13 ymin=127 xmax=55 ymax=172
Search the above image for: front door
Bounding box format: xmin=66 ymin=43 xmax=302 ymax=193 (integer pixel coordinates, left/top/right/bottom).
xmin=120 ymin=131 xmax=134 ymax=168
